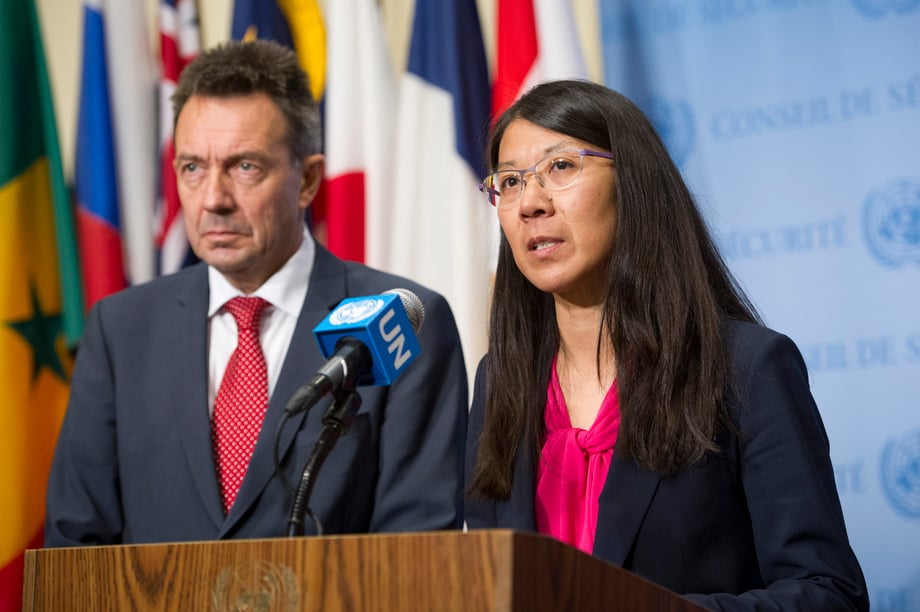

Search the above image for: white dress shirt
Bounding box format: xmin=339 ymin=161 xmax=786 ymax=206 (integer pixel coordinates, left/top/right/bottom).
xmin=206 ymin=228 xmax=315 ymax=414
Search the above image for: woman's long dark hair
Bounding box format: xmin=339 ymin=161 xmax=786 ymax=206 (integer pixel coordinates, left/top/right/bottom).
xmin=469 ymin=80 xmax=760 ymax=500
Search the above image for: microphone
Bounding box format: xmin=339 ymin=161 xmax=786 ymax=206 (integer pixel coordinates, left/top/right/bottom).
xmin=281 ymin=289 xmax=425 ymax=536
xmin=283 ymin=288 xmax=424 ymax=416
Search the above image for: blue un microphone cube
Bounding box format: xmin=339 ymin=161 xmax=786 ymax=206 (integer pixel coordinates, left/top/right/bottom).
xmin=313 ymin=293 xmax=422 ymax=386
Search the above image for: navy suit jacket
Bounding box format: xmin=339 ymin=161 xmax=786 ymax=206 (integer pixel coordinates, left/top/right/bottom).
xmin=46 ymin=244 xmax=468 ymax=545
xmin=465 ymin=320 xmax=868 ymax=611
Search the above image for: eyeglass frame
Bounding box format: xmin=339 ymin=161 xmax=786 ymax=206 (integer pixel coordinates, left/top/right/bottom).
xmin=479 ymin=148 xmax=614 ymax=208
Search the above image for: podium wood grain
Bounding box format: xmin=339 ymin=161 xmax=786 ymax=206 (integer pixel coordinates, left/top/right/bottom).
xmin=23 ymin=530 xmax=704 ymax=611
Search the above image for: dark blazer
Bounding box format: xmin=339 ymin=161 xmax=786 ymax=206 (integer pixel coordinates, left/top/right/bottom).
xmin=46 ymin=244 xmax=468 ymax=545
xmin=465 ymin=320 xmax=868 ymax=611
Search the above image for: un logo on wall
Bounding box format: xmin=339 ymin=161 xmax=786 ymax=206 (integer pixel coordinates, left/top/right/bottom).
xmin=862 ymin=179 xmax=920 ymax=267
xmin=641 ymin=97 xmax=695 ymax=168
xmin=880 ymin=429 xmax=920 ymax=520
xmin=850 ymin=0 xmax=920 ymax=18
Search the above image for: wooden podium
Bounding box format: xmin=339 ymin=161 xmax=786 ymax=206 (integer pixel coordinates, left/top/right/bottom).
xmin=23 ymin=529 xmax=704 ymax=611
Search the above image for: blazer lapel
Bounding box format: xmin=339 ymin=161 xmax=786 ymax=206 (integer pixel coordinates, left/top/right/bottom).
xmin=223 ymin=246 xmax=349 ymax=531
xmin=592 ymin=448 xmax=661 ymax=565
xmin=170 ymin=265 xmax=226 ymax=529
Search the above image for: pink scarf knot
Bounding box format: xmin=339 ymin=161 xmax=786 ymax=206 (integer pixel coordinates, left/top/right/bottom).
xmin=535 ymin=356 xmax=620 ymax=554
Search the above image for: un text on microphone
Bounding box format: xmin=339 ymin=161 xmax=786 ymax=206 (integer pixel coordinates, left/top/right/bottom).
xmin=313 ymin=292 xmax=422 ymax=387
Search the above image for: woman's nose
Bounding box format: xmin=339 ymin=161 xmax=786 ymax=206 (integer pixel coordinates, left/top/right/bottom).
xmin=517 ymin=175 xmax=553 ymax=218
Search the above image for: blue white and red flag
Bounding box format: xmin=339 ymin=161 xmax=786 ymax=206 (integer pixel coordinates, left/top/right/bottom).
xmin=387 ymin=0 xmax=495 ymax=374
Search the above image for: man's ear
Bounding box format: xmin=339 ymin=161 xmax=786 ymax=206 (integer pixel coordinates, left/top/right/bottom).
xmin=299 ymin=153 xmax=325 ymax=209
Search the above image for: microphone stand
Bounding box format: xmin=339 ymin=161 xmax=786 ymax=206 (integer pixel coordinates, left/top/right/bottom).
xmin=285 ymin=384 xmax=363 ymax=538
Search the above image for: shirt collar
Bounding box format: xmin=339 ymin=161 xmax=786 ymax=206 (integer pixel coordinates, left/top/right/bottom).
xmin=208 ymin=227 xmax=315 ymax=317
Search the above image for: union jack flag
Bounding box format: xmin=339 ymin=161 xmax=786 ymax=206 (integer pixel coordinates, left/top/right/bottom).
xmin=156 ymin=0 xmax=200 ymax=275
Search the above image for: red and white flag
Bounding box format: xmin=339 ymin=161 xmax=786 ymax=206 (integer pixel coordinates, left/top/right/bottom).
xmin=493 ymin=0 xmax=589 ymax=117
xmin=321 ymin=0 xmax=396 ymax=264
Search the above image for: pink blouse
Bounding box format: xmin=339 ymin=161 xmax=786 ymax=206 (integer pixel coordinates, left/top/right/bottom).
xmin=535 ymin=356 xmax=620 ymax=554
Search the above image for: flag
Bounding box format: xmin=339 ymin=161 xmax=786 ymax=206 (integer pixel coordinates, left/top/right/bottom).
xmin=387 ymin=0 xmax=495 ymax=378
xmin=75 ymin=0 xmax=158 ymax=310
xmin=0 ymin=1 xmax=83 ymax=609
xmin=156 ymin=0 xmax=200 ymax=275
xmin=492 ymin=0 xmax=589 ymax=117
xmin=323 ymin=0 xmax=396 ymax=263
xmin=231 ymin=0 xmax=326 ymax=103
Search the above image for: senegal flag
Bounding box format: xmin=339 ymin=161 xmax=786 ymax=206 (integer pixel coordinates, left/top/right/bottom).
xmin=0 ymin=1 xmax=84 ymax=609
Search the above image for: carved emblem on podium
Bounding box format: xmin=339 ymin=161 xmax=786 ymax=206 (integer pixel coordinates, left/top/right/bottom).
xmin=211 ymin=561 xmax=299 ymax=611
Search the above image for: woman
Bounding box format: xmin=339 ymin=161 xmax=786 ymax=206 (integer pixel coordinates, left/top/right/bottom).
xmin=465 ymin=80 xmax=868 ymax=611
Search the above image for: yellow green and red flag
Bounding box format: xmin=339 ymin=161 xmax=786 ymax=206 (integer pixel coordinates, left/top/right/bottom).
xmin=0 ymin=1 xmax=84 ymax=609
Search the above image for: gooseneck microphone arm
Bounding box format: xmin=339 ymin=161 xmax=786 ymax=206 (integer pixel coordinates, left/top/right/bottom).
xmin=279 ymin=289 xmax=425 ymax=537
xmin=285 ymin=385 xmax=363 ymax=537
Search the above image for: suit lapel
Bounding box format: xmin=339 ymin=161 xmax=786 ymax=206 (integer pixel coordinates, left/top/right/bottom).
xmin=170 ymin=265 xmax=226 ymax=529
xmin=592 ymin=448 xmax=661 ymax=565
xmin=223 ymin=246 xmax=349 ymax=531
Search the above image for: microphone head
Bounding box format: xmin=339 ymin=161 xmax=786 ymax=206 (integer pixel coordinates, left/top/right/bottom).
xmin=382 ymin=288 xmax=425 ymax=334
xmin=313 ymin=290 xmax=423 ymax=386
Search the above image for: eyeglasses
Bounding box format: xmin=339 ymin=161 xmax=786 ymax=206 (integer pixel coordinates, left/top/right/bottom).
xmin=479 ymin=148 xmax=614 ymax=208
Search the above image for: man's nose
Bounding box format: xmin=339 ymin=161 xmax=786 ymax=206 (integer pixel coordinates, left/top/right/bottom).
xmin=202 ymin=172 xmax=233 ymax=211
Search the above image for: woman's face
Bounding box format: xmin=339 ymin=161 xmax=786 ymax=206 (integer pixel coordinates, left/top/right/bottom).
xmin=495 ymin=119 xmax=617 ymax=306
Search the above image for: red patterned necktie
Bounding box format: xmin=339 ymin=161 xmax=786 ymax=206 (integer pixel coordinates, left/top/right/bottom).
xmin=212 ymin=296 xmax=270 ymax=514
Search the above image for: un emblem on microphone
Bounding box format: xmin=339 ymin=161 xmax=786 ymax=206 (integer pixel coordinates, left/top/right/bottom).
xmin=328 ymin=298 xmax=385 ymax=325
xmin=862 ymin=179 xmax=920 ymax=268
xmin=880 ymin=429 xmax=920 ymax=520
xmin=850 ymin=0 xmax=920 ymax=18
xmin=642 ymin=97 xmax=695 ymax=168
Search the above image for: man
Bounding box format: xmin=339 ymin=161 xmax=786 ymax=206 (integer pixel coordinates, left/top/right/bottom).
xmin=45 ymin=40 xmax=468 ymax=545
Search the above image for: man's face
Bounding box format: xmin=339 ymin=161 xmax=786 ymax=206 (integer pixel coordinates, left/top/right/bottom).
xmin=173 ymin=93 xmax=323 ymax=293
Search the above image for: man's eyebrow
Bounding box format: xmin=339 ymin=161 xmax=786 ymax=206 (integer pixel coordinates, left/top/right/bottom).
xmin=173 ymin=150 xmax=272 ymax=166
xmin=227 ymin=150 xmax=269 ymax=161
xmin=174 ymin=152 xmax=203 ymax=164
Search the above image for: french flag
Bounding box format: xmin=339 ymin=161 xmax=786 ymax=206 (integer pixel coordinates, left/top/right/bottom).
xmin=156 ymin=0 xmax=200 ymax=275
xmin=322 ymin=0 xmax=395 ymax=264
xmin=493 ymin=0 xmax=589 ymax=116
xmin=75 ymin=0 xmax=157 ymax=309
xmin=386 ymin=0 xmax=495 ymax=373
